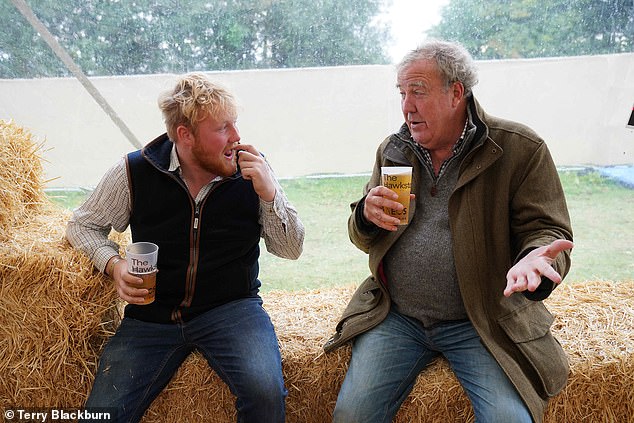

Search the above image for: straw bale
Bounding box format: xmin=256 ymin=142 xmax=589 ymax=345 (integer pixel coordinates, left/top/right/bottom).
xmin=138 ymin=281 xmax=633 ymax=423
xmin=0 ymin=121 xmax=124 ymax=410
xmin=139 ymin=289 xmax=353 ymax=422
xmin=0 ymin=120 xmax=46 ymax=235
xmin=1 ymin=208 xmax=632 ymax=422
xmin=1 ymin=121 xmax=632 ymax=422
xmin=543 ymin=281 xmax=634 ymax=423
xmin=0 ymin=204 xmax=122 ymax=410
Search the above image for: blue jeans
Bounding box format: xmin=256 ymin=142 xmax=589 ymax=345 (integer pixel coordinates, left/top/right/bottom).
xmin=333 ymin=310 xmax=533 ymax=423
xmin=83 ymin=297 xmax=286 ymax=423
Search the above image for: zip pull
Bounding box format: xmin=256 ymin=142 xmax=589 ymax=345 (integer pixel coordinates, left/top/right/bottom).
xmin=430 ymin=185 xmax=437 ymax=197
xmin=193 ymin=204 xmax=200 ymax=230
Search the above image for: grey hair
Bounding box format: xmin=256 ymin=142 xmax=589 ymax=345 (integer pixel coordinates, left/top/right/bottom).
xmin=396 ymin=39 xmax=478 ymax=97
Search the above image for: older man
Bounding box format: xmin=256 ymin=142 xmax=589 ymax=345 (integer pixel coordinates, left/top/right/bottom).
xmin=326 ymin=40 xmax=573 ymax=423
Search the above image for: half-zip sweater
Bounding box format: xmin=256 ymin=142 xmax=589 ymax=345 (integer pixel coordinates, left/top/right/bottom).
xmin=383 ymin=118 xmax=476 ymax=327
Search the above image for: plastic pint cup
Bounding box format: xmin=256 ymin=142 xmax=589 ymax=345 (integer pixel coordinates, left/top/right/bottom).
xmin=381 ymin=166 xmax=412 ymax=225
xmin=125 ymin=242 xmax=158 ymax=304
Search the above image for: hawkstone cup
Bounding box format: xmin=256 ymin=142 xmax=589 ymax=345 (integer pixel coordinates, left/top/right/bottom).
xmin=125 ymin=242 xmax=158 ymax=305
xmin=380 ymin=166 xmax=413 ymax=225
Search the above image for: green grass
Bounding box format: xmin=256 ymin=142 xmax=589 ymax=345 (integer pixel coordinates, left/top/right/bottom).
xmin=257 ymin=176 xmax=370 ymax=292
xmin=558 ymin=170 xmax=634 ymax=283
xmin=45 ymin=188 xmax=93 ymax=210
xmin=47 ymin=170 xmax=634 ymax=291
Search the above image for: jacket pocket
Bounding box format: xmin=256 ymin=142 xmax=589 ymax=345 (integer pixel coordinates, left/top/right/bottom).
xmin=497 ymin=302 xmax=569 ymax=397
xmin=323 ymin=276 xmax=385 ymax=352
xmin=338 ymin=276 xmax=382 ymax=322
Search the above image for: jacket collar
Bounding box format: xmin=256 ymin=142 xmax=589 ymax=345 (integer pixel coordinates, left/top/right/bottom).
xmin=386 ymin=96 xmax=486 ymax=167
xmin=455 ymin=97 xmax=503 ymax=190
xmin=469 ymin=96 xmax=492 ymax=149
xmin=140 ymin=133 xmax=173 ymax=173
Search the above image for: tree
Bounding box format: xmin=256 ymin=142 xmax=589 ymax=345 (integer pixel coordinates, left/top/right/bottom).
xmin=260 ymin=0 xmax=389 ymax=67
xmin=1 ymin=1 xmax=64 ymax=77
xmin=428 ymin=0 xmax=634 ymax=59
xmin=0 ymin=0 xmax=391 ymax=78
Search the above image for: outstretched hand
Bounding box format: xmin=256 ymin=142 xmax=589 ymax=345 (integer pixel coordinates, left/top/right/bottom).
xmin=504 ymin=239 xmax=574 ymax=297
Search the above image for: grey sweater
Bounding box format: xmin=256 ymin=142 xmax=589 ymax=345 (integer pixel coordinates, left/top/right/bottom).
xmin=383 ymin=123 xmax=476 ymax=327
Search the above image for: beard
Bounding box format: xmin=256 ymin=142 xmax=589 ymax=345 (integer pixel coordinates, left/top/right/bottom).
xmin=191 ymin=139 xmax=237 ymax=177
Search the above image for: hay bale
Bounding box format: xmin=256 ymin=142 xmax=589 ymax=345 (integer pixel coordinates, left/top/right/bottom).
xmin=0 ymin=120 xmax=46 ymax=235
xmin=138 ymin=281 xmax=634 ymax=423
xmin=543 ymin=281 xmax=634 ymax=422
xmin=0 ymin=121 xmax=121 ymax=410
xmin=2 ymin=224 xmax=633 ymax=422
xmin=0 ymin=205 xmax=122 ymax=410
xmin=1 ymin=121 xmax=632 ymax=422
xmin=139 ymin=289 xmax=353 ymax=422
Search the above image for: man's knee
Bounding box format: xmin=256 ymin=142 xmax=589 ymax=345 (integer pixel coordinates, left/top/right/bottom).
xmin=473 ymin=397 xmax=532 ymax=423
xmin=333 ymin=391 xmax=386 ymax=423
xmin=332 ymin=400 xmax=360 ymax=423
xmin=234 ymin=375 xmax=286 ymax=423
xmin=239 ymin=371 xmax=287 ymax=406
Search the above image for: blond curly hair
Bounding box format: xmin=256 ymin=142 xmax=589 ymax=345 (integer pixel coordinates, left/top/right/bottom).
xmin=158 ymin=72 xmax=238 ymax=141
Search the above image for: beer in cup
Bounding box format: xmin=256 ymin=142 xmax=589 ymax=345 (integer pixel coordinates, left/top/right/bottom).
xmin=125 ymin=242 xmax=158 ymax=305
xmin=380 ymin=166 xmax=412 ymax=225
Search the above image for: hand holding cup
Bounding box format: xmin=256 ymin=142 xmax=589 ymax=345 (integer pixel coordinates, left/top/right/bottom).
xmin=122 ymin=242 xmax=159 ymax=305
xmin=364 ymin=167 xmax=414 ymax=231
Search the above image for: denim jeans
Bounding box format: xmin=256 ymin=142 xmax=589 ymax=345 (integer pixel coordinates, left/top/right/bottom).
xmin=333 ymin=310 xmax=533 ymax=423
xmin=82 ymin=297 xmax=286 ymax=423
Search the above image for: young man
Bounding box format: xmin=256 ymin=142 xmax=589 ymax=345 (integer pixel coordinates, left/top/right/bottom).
xmin=67 ymin=73 xmax=304 ymax=423
xmin=326 ymin=40 xmax=573 ymax=423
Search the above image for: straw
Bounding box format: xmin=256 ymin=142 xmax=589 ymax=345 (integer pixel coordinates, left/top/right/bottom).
xmin=0 ymin=120 xmax=46 ymax=236
xmin=1 ymin=120 xmax=632 ymax=422
xmin=138 ymin=282 xmax=634 ymax=422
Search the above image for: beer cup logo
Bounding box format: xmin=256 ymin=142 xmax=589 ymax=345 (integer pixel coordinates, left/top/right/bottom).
xmin=381 ymin=166 xmax=412 ymax=225
xmin=129 ymin=257 xmax=157 ymax=274
xmin=125 ymin=242 xmax=159 ymax=305
xmin=125 ymin=242 xmax=159 ymax=274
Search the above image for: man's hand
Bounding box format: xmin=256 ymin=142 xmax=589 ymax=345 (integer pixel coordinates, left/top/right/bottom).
xmin=237 ymin=144 xmax=276 ymax=202
xmin=110 ymin=257 xmax=149 ymax=304
xmin=504 ymin=239 xmax=574 ymax=297
xmin=363 ymin=186 xmax=415 ymax=231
